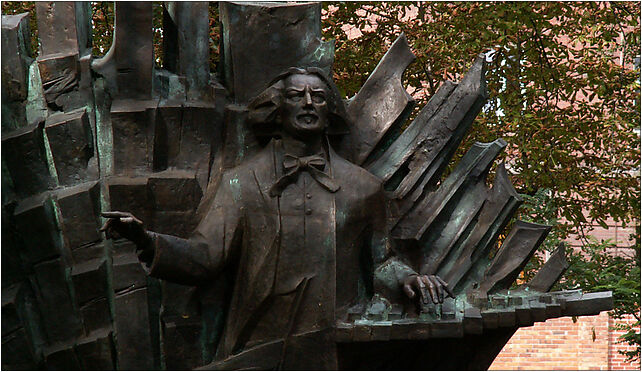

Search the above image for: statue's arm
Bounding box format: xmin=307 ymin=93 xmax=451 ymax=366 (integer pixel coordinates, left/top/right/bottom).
xmin=366 ymin=187 xmax=416 ymax=300
xmin=368 ymin=187 xmax=453 ymax=304
xmin=102 ymin=173 xmax=243 ymax=286
xmin=143 ymin=174 xmax=243 ymax=285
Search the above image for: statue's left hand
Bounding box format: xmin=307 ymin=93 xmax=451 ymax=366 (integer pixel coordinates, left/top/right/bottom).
xmin=402 ymin=274 xmax=455 ymax=304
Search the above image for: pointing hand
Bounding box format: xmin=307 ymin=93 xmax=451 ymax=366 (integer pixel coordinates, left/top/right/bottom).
xmin=100 ymin=211 xmax=150 ymax=248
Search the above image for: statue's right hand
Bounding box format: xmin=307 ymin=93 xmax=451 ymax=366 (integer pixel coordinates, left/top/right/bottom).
xmin=100 ymin=211 xmax=150 ymax=247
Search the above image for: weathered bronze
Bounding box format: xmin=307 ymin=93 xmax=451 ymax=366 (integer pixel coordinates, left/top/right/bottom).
xmin=1 ymin=2 xmax=613 ymax=370
xmin=100 ymin=68 xmax=453 ymax=369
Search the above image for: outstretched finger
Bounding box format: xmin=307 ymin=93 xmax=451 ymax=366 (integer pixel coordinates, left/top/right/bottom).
xmin=435 ymin=276 xmax=455 ymax=298
xmin=416 ymin=276 xmax=429 ymax=304
xmin=121 ymin=217 xmax=140 ymax=224
xmin=422 ymin=276 xmax=438 ymax=304
xmin=430 ymin=276 xmax=444 ymax=303
xmin=99 ymin=218 xmax=114 ymax=232
xmin=101 ymin=211 xmax=132 ymax=218
xmin=403 ymin=283 xmax=415 ymax=299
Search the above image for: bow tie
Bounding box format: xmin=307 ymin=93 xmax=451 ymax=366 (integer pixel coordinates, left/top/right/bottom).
xmin=269 ymin=154 xmax=340 ymax=197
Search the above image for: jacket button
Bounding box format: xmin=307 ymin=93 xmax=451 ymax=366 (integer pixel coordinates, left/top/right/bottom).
xmin=306 ymin=193 xmax=312 ymax=199
xmin=305 ymin=208 xmax=312 ymax=215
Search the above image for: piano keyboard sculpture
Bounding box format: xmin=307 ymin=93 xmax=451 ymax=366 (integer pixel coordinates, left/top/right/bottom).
xmin=1 ymin=2 xmax=612 ymax=370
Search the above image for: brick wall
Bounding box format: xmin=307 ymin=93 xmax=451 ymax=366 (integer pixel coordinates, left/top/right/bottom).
xmin=609 ymin=314 xmax=641 ymax=370
xmin=491 ymin=218 xmax=640 ymax=370
xmin=490 ymin=313 xmax=639 ymax=370
xmin=566 ymin=217 xmax=637 ymax=257
xmin=490 ymin=313 xmax=608 ymax=370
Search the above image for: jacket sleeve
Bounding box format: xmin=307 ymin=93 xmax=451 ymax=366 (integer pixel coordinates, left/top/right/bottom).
xmin=141 ymin=172 xmax=244 ymax=285
xmin=368 ymin=186 xmax=417 ymax=302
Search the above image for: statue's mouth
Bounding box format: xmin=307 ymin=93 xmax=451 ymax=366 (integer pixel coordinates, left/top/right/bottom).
xmin=297 ymin=113 xmax=318 ymax=125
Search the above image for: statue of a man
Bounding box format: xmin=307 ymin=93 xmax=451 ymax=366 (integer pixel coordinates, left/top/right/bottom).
xmin=101 ymin=67 xmax=452 ymax=369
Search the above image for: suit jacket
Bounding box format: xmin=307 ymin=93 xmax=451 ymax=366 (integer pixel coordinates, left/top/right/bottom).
xmin=143 ymin=139 xmax=416 ymax=369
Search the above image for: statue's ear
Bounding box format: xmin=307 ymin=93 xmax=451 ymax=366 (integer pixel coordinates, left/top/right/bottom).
xmin=327 ymin=112 xmax=351 ymax=136
xmin=326 ymin=94 xmax=351 ymax=136
xmin=248 ymin=81 xmax=284 ymax=137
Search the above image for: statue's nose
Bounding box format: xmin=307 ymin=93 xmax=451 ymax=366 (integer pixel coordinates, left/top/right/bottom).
xmin=304 ymin=90 xmax=313 ymax=105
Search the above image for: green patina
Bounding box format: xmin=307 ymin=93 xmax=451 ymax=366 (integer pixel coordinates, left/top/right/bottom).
xmin=336 ymin=209 xmax=346 ymax=226
xmin=49 ymin=198 xmax=76 ymax=288
xmin=42 ymin=130 xmax=60 ymax=188
xmin=63 ymin=264 xmax=80 ymax=316
xmin=324 ymin=234 xmax=333 ymax=248
xmin=220 ymin=8 xmax=233 ymax=92
xmin=95 ymin=144 xmax=117 ymax=345
xmin=93 ymin=78 xmax=113 ymax=176
xmin=47 ymin=195 xmax=83 ymax=320
xmin=25 ymin=61 xmax=48 ymax=126
xmin=201 ymin=303 xmax=226 ymax=365
xmin=374 ymin=260 xmax=399 ymax=295
xmin=168 ymin=73 xmax=186 ymax=100
xmin=311 ymin=41 xmax=334 ymax=64
xmin=1 ymin=160 xmax=15 ymax=205
xmin=236 ymin=128 xmax=245 ymax=162
xmin=365 ymin=294 xmax=392 ymax=320
xmin=229 ymin=177 xmax=241 ymax=201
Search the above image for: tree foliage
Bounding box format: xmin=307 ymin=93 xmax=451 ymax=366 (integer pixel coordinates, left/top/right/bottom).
xmin=2 ymin=0 xmax=640 ymax=362
xmin=324 ymin=2 xmax=639 ymax=235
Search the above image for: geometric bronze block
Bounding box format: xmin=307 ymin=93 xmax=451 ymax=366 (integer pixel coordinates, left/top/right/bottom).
xmin=113 ymin=288 xmax=154 ymax=370
xmin=80 ymin=297 xmax=112 ymax=335
xmin=44 ymin=110 xmax=96 ymax=185
xmin=71 ymin=258 xmax=108 ymax=305
xmin=162 ymin=315 xmax=203 ymax=370
xmin=112 ymin=253 xmax=147 ymax=293
xmin=54 ymin=181 xmax=101 ymax=251
xmin=13 ymin=193 xmax=60 ymax=264
xmin=2 ymin=124 xmax=55 ymax=197
xmin=33 ymin=258 xmax=82 ymax=343
xmin=75 ymin=329 xmax=115 ymax=370
xmin=110 ymin=101 xmax=157 ymax=175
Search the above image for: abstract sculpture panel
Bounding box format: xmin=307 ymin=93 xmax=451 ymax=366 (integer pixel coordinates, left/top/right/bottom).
xmin=1 ymin=2 xmax=612 ymax=370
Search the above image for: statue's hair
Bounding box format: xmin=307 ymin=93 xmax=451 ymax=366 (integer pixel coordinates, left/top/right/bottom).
xmin=247 ymin=67 xmax=350 ymax=137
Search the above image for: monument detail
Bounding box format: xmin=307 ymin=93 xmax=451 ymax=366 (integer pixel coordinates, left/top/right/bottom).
xmin=1 ymin=2 xmax=613 ymax=370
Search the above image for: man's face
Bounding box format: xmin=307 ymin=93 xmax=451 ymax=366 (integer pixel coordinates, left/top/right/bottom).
xmin=280 ymin=74 xmax=329 ymax=140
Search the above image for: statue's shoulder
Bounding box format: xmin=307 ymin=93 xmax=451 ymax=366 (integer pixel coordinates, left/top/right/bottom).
xmin=221 ymin=142 xmax=276 ymax=185
xmin=331 ymin=149 xmax=383 ymax=196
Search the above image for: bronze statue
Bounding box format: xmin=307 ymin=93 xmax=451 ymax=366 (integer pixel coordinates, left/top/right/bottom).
xmin=2 ymin=2 xmax=614 ymax=370
xmin=100 ymin=68 xmax=453 ymax=369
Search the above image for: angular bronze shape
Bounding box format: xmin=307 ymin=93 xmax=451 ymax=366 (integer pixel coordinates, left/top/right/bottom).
xmin=1 ymin=2 xmax=613 ymax=370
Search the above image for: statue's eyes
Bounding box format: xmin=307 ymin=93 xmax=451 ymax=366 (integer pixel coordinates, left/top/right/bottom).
xmin=285 ymin=90 xmax=325 ymax=103
xmin=287 ymin=91 xmax=304 ymax=102
xmin=311 ymin=92 xmax=325 ymax=103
